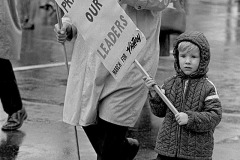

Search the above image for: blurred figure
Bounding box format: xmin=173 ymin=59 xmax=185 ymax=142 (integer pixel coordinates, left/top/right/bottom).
xmin=39 ymin=0 xmax=55 ymax=16
xmin=17 ymin=0 xmax=38 ymax=30
xmin=0 ymin=0 xmax=27 ymax=131
xmin=39 ymin=0 xmax=58 ymax=24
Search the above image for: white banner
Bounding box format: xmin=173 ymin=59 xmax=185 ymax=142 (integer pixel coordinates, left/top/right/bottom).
xmin=55 ymin=0 xmax=146 ymax=80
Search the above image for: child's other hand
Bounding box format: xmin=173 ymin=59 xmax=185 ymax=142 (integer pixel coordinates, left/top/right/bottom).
xmin=143 ymin=76 xmax=156 ymax=90
xmin=175 ymin=112 xmax=188 ymax=125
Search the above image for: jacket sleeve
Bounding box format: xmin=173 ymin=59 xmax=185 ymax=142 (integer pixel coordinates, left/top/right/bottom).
xmin=185 ymin=85 xmax=222 ymax=132
xmin=149 ymin=85 xmax=168 ymax=117
xmin=119 ymin=0 xmax=170 ymax=11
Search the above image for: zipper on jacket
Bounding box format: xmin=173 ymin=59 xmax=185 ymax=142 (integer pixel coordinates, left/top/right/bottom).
xmin=175 ymin=125 xmax=180 ymax=156
xmin=175 ymin=79 xmax=190 ymax=156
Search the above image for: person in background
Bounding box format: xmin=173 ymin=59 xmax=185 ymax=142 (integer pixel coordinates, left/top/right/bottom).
xmin=17 ymin=0 xmax=38 ymax=30
xmin=55 ymin=0 xmax=171 ymax=159
xmin=144 ymin=31 xmax=222 ymax=160
xmin=0 ymin=0 xmax=27 ymax=131
xmin=39 ymin=0 xmax=55 ymax=12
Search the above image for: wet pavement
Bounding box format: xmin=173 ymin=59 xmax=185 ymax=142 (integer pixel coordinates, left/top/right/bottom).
xmin=1 ymin=0 xmax=240 ymax=160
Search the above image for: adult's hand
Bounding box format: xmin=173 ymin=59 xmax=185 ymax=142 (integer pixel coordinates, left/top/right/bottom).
xmin=54 ymin=23 xmax=72 ymax=43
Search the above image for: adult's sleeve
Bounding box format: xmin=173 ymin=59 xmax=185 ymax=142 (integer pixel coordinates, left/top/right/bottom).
xmin=119 ymin=0 xmax=170 ymax=11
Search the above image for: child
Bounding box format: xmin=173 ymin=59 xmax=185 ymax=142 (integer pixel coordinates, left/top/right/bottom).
xmin=144 ymin=31 xmax=222 ymax=160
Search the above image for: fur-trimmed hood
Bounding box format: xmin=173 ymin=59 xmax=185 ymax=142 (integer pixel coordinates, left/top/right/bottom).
xmin=173 ymin=31 xmax=210 ymax=79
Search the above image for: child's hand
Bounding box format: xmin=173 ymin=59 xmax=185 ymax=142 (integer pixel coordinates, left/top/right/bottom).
xmin=143 ymin=76 xmax=157 ymax=91
xmin=175 ymin=112 xmax=188 ymax=125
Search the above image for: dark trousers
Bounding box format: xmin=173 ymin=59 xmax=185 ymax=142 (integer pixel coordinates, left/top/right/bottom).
xmin=82 ymin=118 xmax=131 ymax=160
xmin=0 ymin=58 xmax=22 ymax=115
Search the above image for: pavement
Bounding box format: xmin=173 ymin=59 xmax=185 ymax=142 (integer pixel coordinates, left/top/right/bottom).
xmin=1 ymin=0 xmax=240 ymax=160
xmin=0 ymin=101 xmax=96 ymax=160
xmin=1 ymin=57 xmax=240 ymax=160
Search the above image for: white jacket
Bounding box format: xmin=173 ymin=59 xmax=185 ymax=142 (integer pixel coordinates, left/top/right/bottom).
xmin=62 ymin=0 xmax=170 ymax=127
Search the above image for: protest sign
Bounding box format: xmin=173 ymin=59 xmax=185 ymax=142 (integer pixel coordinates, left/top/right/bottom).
xmin=55 ymin=0 xmax=146 ymax=80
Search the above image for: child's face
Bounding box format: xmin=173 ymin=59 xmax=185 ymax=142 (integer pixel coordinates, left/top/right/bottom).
xmin=178 ymin=47 xmax=200 ymax=75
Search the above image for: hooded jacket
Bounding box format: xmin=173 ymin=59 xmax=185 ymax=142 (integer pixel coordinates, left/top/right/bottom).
xmin=149 ymin=31 xmax=222 ymax=160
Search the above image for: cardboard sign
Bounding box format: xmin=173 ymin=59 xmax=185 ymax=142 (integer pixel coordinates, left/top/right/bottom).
xmin=55 ymin=0 xmax=146 ymax=80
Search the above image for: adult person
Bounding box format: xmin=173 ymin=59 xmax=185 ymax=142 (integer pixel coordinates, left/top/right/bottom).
xmin=0 ymin=0 xmax=27 ymax=131
xmin=55 ymin=0 xmax=171 ymax=159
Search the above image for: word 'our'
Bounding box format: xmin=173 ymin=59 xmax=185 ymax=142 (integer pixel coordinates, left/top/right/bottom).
xmin=86 ymin=0 xmax=103 ymax=22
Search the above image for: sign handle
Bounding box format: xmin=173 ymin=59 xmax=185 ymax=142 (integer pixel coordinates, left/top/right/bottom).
xmin=55 ymin=2 xmax=69 ymax=75
xmin=134 ymin=59 xmax=179 ymax=115
xmin=55 ymin=2 xmax=81 ymax=160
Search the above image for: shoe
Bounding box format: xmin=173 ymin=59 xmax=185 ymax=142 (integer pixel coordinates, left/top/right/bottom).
xmin=126 ymin=138 xmax=140 ymax=160
xmin=1 ymin=107 xmax=27 ymax=131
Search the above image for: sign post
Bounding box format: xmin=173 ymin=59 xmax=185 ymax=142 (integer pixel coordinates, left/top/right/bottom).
xmin=55 ymin=3 xmax=81 ymax=160
xmin=134 ymin=60 xmax=179 ymax=115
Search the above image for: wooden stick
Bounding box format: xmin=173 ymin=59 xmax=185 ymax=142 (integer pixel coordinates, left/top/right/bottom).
xmin=55 ymin=2 xmax=81 ymax=160
xmin=55 ymin=2 xmax=69 ymax=75
xmin=134 ymin=59 xmax=179 ymax=115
